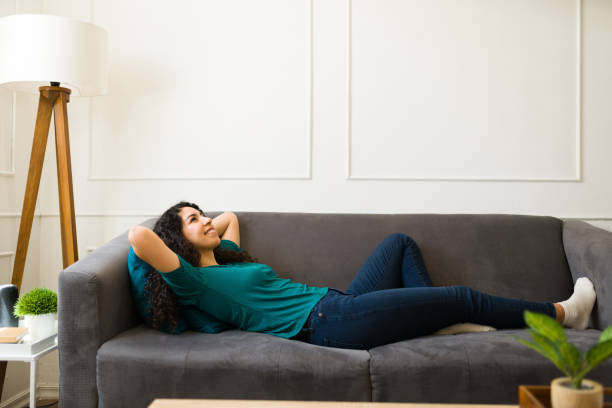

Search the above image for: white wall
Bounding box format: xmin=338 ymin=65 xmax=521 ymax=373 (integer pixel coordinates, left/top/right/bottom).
xmin=1 ymin=0 xmax=612 ymax=405
xmin=1 ymin=1 xmax=47 ymax=404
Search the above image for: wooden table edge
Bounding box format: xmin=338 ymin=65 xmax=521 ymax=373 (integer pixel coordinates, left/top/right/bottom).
xmin=148 ymin=400 xmax=517 ymax=408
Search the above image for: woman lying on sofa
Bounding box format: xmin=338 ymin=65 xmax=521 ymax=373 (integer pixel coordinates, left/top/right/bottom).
xmin=127 ymin=201 xmax=597 ymax=350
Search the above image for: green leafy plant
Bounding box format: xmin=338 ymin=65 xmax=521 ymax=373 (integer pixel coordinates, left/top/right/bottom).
xmin=13 ymin=288 xmax=57 ymax=317
xmin=515 ymin=310 xmax=612 ymax=389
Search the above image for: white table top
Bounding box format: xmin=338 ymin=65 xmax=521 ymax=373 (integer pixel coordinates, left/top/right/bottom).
xmin=0 ymin=333 xmax=57 ymax=361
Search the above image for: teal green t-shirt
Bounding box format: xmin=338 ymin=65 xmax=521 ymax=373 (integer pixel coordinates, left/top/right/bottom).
xmin=128 ymin=239 xmax=242 ymax=334
xmin=160 ymin=254 xmax=329 ymax=339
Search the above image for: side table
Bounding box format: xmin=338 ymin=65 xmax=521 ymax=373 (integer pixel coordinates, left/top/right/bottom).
xmin=0 ymin=334 xmax=57 ymax=408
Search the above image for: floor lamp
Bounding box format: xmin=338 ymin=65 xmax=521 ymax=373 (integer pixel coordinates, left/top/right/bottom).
xmin=0 ymin=13 xmax=108 ymax=402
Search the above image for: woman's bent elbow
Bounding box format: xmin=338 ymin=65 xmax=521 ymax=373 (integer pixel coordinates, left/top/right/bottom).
xmin=128 ymin=225 xmax=147 ymax=245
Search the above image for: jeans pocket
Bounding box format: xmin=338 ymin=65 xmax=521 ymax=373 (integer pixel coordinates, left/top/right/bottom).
xmin=323 ymin=337 xmax=367 ymax=350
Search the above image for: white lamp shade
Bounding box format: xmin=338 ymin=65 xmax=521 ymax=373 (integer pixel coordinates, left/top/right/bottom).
xmin=0 ymin=14 xmax=109 ymax=97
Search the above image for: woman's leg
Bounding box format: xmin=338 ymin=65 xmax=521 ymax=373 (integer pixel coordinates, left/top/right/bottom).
xmin=307 ymin=285 xmax=557 ymax=350
xmin=346 ymin=233 xmax=433 ymax=296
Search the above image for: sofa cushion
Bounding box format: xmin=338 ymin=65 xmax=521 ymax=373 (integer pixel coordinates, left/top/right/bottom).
xmin=97 ymin=325 xmax=371 ymax=407
xmin=369 ymin=329 xmax=612 ymax=404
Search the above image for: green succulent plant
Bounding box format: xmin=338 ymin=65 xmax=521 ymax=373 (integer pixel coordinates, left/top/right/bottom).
xmin=515 ymin=310 xmax=612 ymax=389
xmin=13 ymin=288 xmax=57 ymax=317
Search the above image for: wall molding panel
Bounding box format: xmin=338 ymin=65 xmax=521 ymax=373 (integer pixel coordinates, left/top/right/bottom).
xmin=88 ymin=0 xmax=314 ymax=181
xmin=346 ymin=0 xmax=582 ymax=181
xmin=0 ymin=91 xmax=16 ymax=177
xmin=0 ymin=251 xmax=14 ymax=284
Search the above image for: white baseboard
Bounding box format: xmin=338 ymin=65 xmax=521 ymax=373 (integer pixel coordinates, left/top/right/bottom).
xmin=0 ymin=384 xmax=58 ymax=408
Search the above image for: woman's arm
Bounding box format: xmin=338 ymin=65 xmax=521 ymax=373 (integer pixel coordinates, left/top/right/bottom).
xmin=212 ymin=212 xmax=240 ymax=246
xmin=128 ymin=226 xmax=180 ymax=273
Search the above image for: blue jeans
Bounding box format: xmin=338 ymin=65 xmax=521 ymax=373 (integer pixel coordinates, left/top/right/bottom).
xmin=293 ymin=233 xmax=556 ymax=350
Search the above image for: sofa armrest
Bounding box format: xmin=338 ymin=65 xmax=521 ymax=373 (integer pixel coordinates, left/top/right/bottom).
xmin=58 ymin=231 xmax=140 ymax=408
xmin=562 ymin=220 xmax=612 ymax=330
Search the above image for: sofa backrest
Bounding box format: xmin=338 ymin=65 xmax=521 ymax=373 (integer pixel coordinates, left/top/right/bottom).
xmin=162 ymin=212 xmax=573 ymax=304
xmin=143 ymin=210 xmax=573 ymax=301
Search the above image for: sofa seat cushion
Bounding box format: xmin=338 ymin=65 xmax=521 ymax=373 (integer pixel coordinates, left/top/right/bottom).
xmin=97 ymin=325 xmax=371 ymax=407
xmin=369 ymin=329 xmax=612 ymax=404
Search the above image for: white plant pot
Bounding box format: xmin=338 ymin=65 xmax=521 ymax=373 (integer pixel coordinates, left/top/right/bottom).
xmin=23 ymin=312 xmax=57 ymax=340
xmin=551 ymin=377 xmax=603 ymax=408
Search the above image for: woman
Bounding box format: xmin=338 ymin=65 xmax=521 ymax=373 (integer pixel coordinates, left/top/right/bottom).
xmin=129 ymin=201 xmax=597 ymax=350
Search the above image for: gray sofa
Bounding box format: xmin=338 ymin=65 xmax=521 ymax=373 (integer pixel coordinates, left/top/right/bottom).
xmin=58 ymin=212 xmax=612 ymax=407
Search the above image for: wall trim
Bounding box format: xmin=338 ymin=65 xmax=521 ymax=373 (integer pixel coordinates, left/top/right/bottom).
xmin=0 ymin=384 xmax=58 ymax=408
xmin=39 ymin=213 xmax=159 ymax=218
xmin=1 ymin=212 xmax=611 ymax=221
xmin=346 ymin=0 xmax=583 ymax=181
xmin=1 ymin=210 xmax=612 ymax=222
xmin=0 ymin=213 xmax=157 ymax=218
xmin=87 ymin=0 xmax=314 ymax=181
xmin=0 ymin=91 xmax=16 ymax=177
xmin=0 ymin=252 xmax=15 ymax=284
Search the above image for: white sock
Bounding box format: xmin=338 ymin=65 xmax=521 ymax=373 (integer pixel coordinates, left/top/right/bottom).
xmin=558 ymin=277 xmax=596 ymax=329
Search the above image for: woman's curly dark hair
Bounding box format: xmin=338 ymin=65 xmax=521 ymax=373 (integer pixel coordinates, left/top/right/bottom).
xmin=144 ymin=201 xmax=259 ymax=332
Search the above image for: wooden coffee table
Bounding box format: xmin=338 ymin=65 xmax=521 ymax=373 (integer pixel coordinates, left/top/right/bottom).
xmin=148 ymin=400 xmax=516 ymax=408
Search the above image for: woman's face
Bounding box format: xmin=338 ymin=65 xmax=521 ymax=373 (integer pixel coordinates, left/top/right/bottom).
xmin=178 ymin=206 xmax=221 ymax=250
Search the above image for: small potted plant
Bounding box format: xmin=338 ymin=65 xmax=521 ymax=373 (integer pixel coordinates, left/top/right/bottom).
xmin=516 ymin=310 xmax=612 ymax=408
xmin=13 ymin=288 xmax=57 ymax=340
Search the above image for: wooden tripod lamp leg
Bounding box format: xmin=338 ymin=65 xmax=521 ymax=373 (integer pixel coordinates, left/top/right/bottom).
xmin=0 ymin=88 xmax=57 ymax=401
xmin=12 ymin=89 xmax=57 ymax=289
xmin=53 ymin=90 xmax=78 ymax=267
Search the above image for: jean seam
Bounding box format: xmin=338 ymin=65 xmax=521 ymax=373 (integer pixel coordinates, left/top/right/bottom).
xmin=371 ymin=238 xmax=404 ymax=292
xmin=351 ymin=234 xmax=407 ymax=294
xmin=402 ymin=238 xmax=432 ymax=287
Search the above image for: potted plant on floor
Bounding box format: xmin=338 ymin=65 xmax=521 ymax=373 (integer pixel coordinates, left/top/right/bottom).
xmin=516 ymin=310 xmax=612 ymax=408
xmin=13 ymin=288 xmax=57 ymax=340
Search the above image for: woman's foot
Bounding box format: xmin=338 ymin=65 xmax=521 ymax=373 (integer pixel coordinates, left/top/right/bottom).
xmin=558 ymin=277 xmax=596 ymax=329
